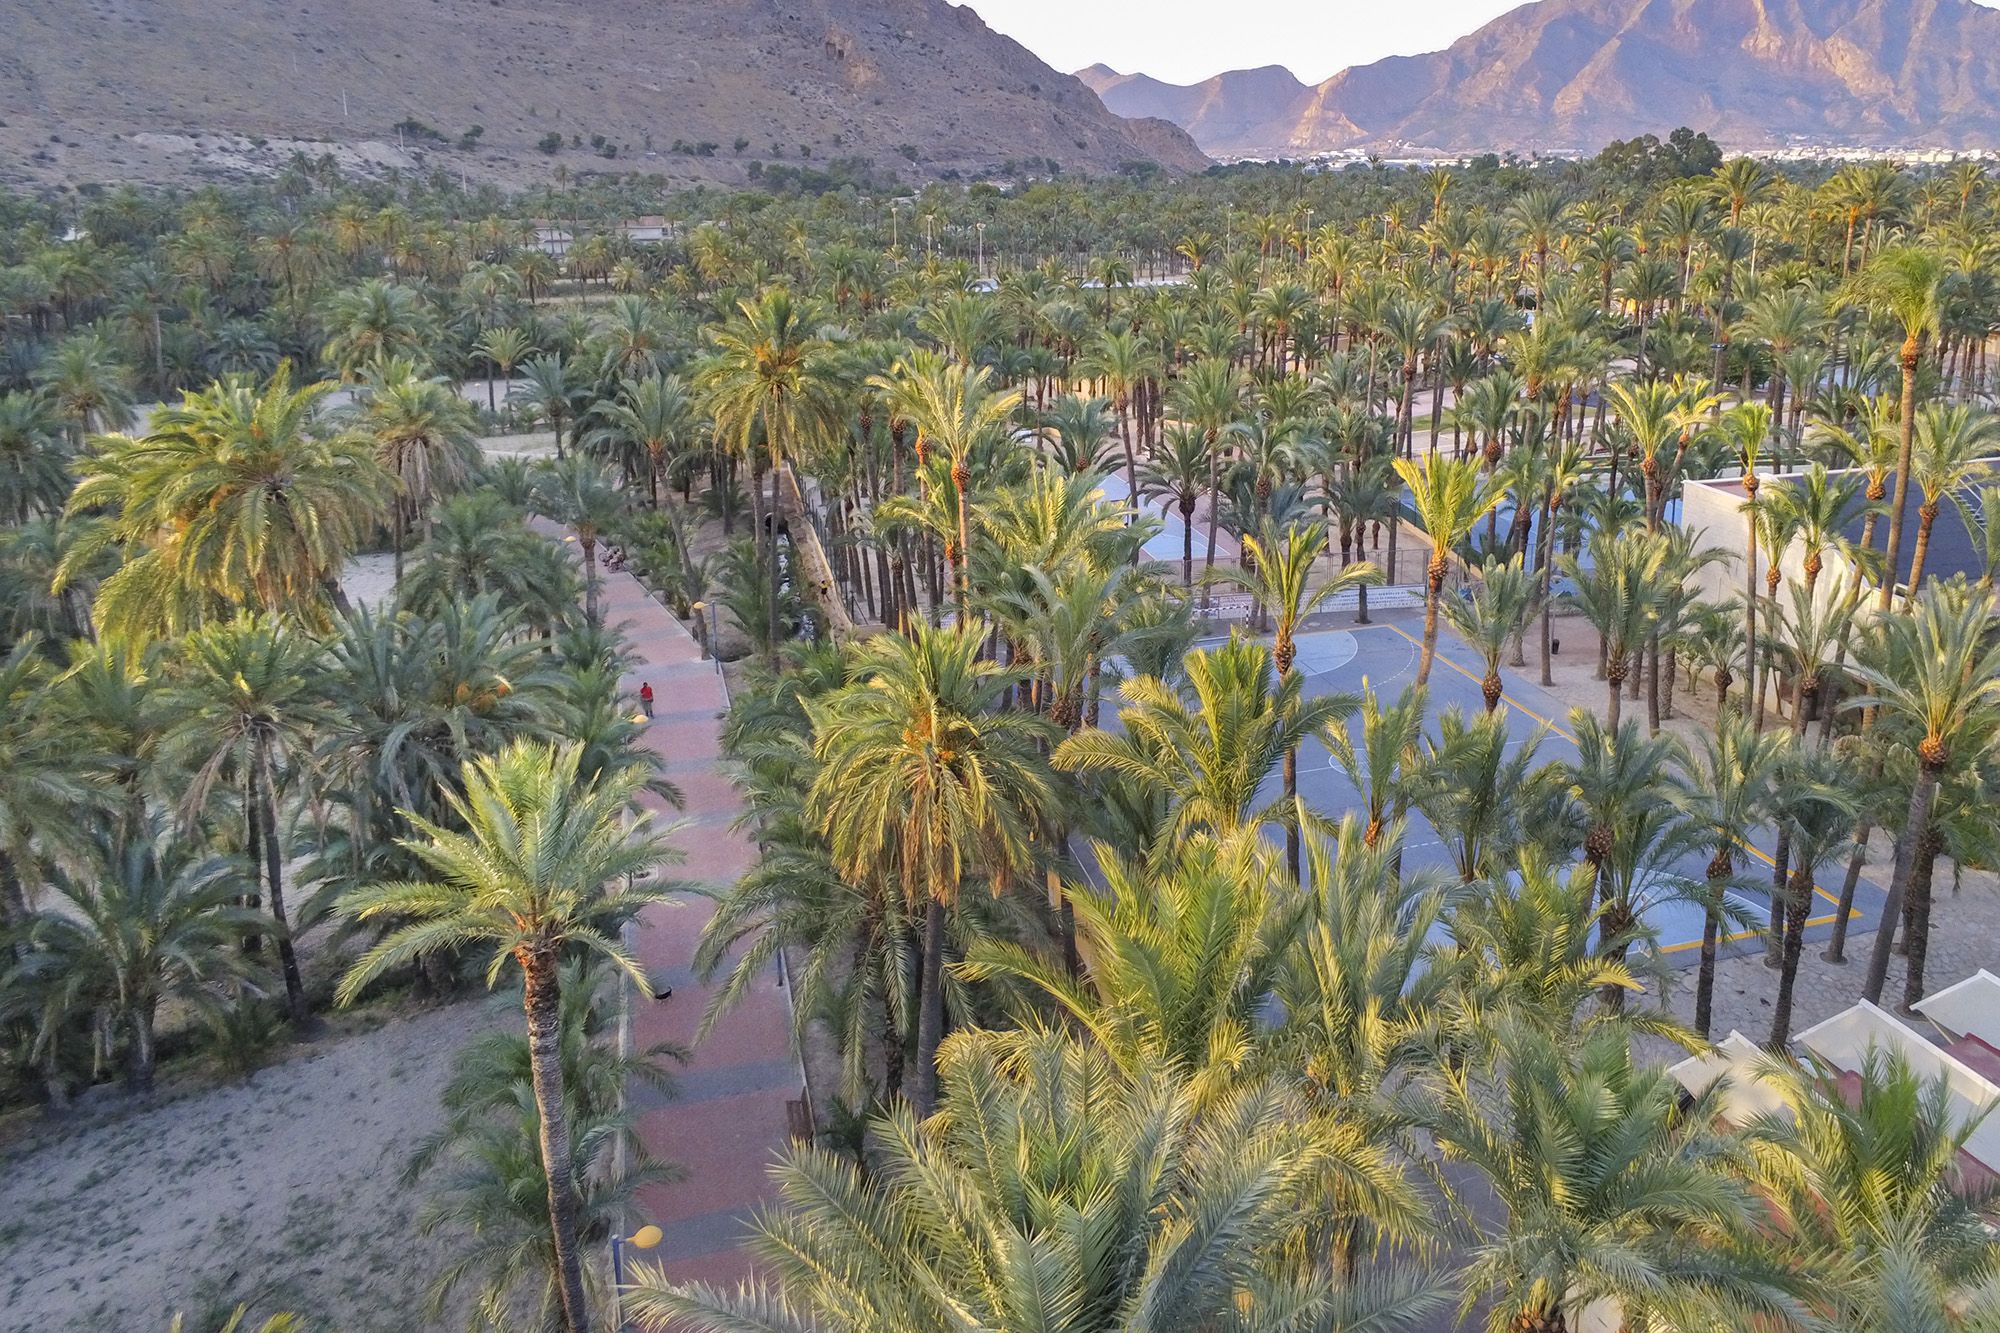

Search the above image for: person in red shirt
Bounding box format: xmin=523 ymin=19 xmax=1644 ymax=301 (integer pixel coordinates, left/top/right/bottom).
xmin=638 ymin=681 xmax=654 ymax=718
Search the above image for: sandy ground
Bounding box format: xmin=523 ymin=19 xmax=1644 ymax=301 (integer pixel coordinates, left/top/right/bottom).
xmin=0 ymin=1000 xmax=504 ymax=1332
xmin=1523 ymin=608 xmax=2000 ymax=1045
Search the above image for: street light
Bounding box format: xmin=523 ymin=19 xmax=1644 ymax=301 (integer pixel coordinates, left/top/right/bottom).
xmin=691 ymin=599 xmax=711 ymax=660
xmin=610 ymin=1223 xmax=663 ymax=1330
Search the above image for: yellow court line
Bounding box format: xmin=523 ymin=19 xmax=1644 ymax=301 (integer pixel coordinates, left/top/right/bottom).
xmin=1374 ymin=622 xmax=1853 ymax=914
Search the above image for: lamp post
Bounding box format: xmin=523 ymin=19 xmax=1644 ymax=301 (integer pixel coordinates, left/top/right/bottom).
xmin=609 ymin=1223 xmax=663 ymax=1330
xmin=975 ymin=221 xmax=986 ymax=277
xmin=691 ymin=599 xmax=711 ymax=660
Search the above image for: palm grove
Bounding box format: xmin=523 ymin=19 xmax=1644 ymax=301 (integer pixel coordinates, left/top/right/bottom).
xmin=1 ymin=140 xmax=1998 ymax=1330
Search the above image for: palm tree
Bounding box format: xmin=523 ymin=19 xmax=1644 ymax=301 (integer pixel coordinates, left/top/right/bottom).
xmin=1411 ymin=706 xmax=1570 ymax=884
xmin=337 ymin=740 xmax=676 ymax=1333
xmin=1676 ymin=718 xmax=1787 ymax=1038
xmin=1742 ymin=1051 xmax=2000 ymax=1328
xmin=32 ymin=332 xmax=136 ymax=442
xmin=532 ymin=456 xmax=623 ymax=627
xmin=1848 ymin=579 xmax=2000 ymax=1008
xmin=321 ymin=277 xmax=436 ymax=379
xmin=806 ymin=625 xmax=1056 ymax=1113
xmin=512 ymin=353 xmax=584 ymax=460
xmin=870 ymin=350 xmax=1021 ymax=617
xmin=1210 ymin=518 xmax=1378 ymax=877
xmin=63 ymin=363 xmax=389 ymax=643
xmin=1138 ymin=422 xmax=1211 ymax=588
xmin=1416 ymin=1022 xmax=1788 ymax=1333
xmin=0 ymin=390 xmax=74 ymax=522
xmin=13 ymin=821 xmax=258 ymax=1092
xmin=411 ymin=961 xmax=678 ymax=1330
xmin=1078 ymin=326 xmax=1155 ymax=504
xmin=700 ymin=288 xmax=844 ymax=657
xmin=1441 ymin=554 xmax=1540 ymax=711
xmin=1394 ymin=454 xmax=1502 ymax=686
xmin=1905 ymin=403 xmax=1998 ymax=600
xmin=160 ymin=613 xmax=335 ymax=1024
xmin=628 ymin=1029 xmax=1445 ymax=1333
xmin=1764 ymin=748 xmax=1856 ymax=1047
xmin=358 ymin=359 xmax=481 ymax=585
xmin=472 ymin=325 xmax=536 ymax=413
xmin=1167 ymin=357 xmax=1244 ymax=606
xmin=588 ymin=373 xmax=700 ymax=514
xmin=1842 ymin=246 xmax=1958 ymax=611
xmin=1057 ymin=635 xmax=1352 ymax=855
xmin=1561 ymin=531 xmax=1670 ymax=731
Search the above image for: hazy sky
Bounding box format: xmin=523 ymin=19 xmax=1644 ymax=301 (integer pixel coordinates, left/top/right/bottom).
xmin=955 ymin=0 xmax=1526 ymax=84
xmin=958 ymin=0 xmax=2000 ymax=85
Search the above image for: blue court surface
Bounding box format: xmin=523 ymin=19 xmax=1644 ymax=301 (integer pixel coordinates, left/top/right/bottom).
xmin=1091 ymin=613 xmax=1889 ymax=969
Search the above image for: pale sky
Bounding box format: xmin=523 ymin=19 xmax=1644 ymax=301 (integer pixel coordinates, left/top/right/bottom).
xmin=956 ymin=0 xmax=2000 ymax=86
xmin=954 ymin=0 xmax=1527 ymax=85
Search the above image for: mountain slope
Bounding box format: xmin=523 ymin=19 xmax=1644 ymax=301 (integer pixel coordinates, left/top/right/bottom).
xmin=0 ymin=0 xmax=1207 ymax=188
xmin=1086 ymin=0 xmax=2000 ymax=156
xmin=1077 ymin=63 xmax=1314 ymax=154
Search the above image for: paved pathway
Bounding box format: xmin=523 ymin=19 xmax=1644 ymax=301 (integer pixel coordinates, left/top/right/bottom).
xmin=538 ymin=527 xmax=799 ymax=1289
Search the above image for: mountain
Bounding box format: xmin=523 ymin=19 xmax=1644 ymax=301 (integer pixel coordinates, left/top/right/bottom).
xmin=1077 ymin=64 xmax=1314 ymax=154
xmin=0 ymin=0 xmax=1207 ymax=189
xmin=1083 ymin=0 xmax=2000 ymax=157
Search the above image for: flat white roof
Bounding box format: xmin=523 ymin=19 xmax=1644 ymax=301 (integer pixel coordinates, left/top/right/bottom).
xmin=1914 ymin=969 xmax=2000 ymax=1049
xmin=1797 ymin=999 xmax=2000 ymax=1172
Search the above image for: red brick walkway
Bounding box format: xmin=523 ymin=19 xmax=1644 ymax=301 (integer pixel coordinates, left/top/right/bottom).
xmin=538 ymin=526 xmax=798 ymax=1288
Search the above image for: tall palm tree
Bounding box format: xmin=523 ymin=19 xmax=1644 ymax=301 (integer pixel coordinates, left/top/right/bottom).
xmin=1764 ymin=748 xmax=1856 ymax=1047
xmin=1676 ymin=718 xmax=1787 ymax=1038
xmin=64 ymin=363 xmax=389 ymax=644
xmin=13 ymin=820 xmax=257 ymax=1092
xmin=160 ymin=613 xmax=336 ymax=1024
xmin=32 ymin=332 xmax=136 ymax=442
xmin=1078 ymin=326 xmax=1156 ymax=504
xmin=358 ymin=359 xmax=481 ymax=585
xmin=1561 ymin=531 xmax=1670 ymax=731
xmin=0 ymin=390 xmax=74 ymax=522
xmin=337 ymin=741 xmax=675 ymax=1333
xmin=806 ymin=625 xmax=1056 ymax=1113
xmin=1905 ymin=403 xmax=1998 ymax=600
xmin=1842 ymin=246 xmax=1958 ymax=611
xmin=1848 ymin=579 xmax=2000 ymax=1008
xmin=700 ymin=288 xmax=844 ymax=657
xmin=628 ymin=1029 xmax=1445 ymax=1333
xmin=1167 ymin=357 xmax=1244 ymax=606
xmin=588 ymin=373 xmax=701 ymax=515
xmin=1210 ymin=518 xmax=1378 ymax=877
xmin=871 ymin=350 xmax=1021 ymax=616
xmin=532 ymin=456 xmax=623 ymax=627
xmin=1138 ymin=422 xmax=1211 ymax=588
xmin=1394 ymin=454 xmax=1502 ymax=686
xmin=471 ymin=325 xmax=536 ymax=414
xmin=1441 ymin=554 xmax=1541 ymax=711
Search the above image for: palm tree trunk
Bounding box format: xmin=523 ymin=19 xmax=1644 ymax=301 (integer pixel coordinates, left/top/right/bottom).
xmin=1416 ymin=552 xmax=1445 ymax=685
xmin=1201 ymin=435 xmax=1221 ymax=611
xmin=1283 ymin=742 xmax=1301 ymax=882
xmin=1822 ymin=823 xmax=1870 ymax=963
xmin=1879 ymin=339 xmax=1921 ymax=612
xmin=1694 ymin=851 xmax=1730 ymax=1038
xmin=1864 ymin=761 xmax=1941 ymax=1004
xmin=581 ymin=538 xmax=601 ymax=627
xmin=1905 ymin=506 xmax=1938 ymax=607
xmin=128 ymin=1004 xmax=158 ymax=1093
xmin=257 ymin=754 xmax=310 ymax=1026
xmin=522 ymin=953 xmax=592 ymax=1333
xmin=1902 ymin=827 xmax=1943 ymax=1012
xmin=1769 ymin=863 xmax=1812 ymax=1047
xmin=913 ymin=895 xmax=947 ymax=1115
xmin=768 ymin=462 xmax=786 ymax=659
xmin=1605 ymin=661 xmax=1624 ymax=731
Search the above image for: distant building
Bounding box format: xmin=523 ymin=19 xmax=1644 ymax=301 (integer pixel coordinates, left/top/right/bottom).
xmin=1679 ymin=463 xmax=1998 ymax=614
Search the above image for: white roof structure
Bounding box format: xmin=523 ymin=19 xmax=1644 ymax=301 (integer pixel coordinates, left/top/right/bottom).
xmin=1796 ymin=999 xmax=2000 ymax=1173
xmin=1914 ymin=969 xmax=2000 ymax=1049
xmin=1668 ymin=1032 xmax=1792 ymax=1123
